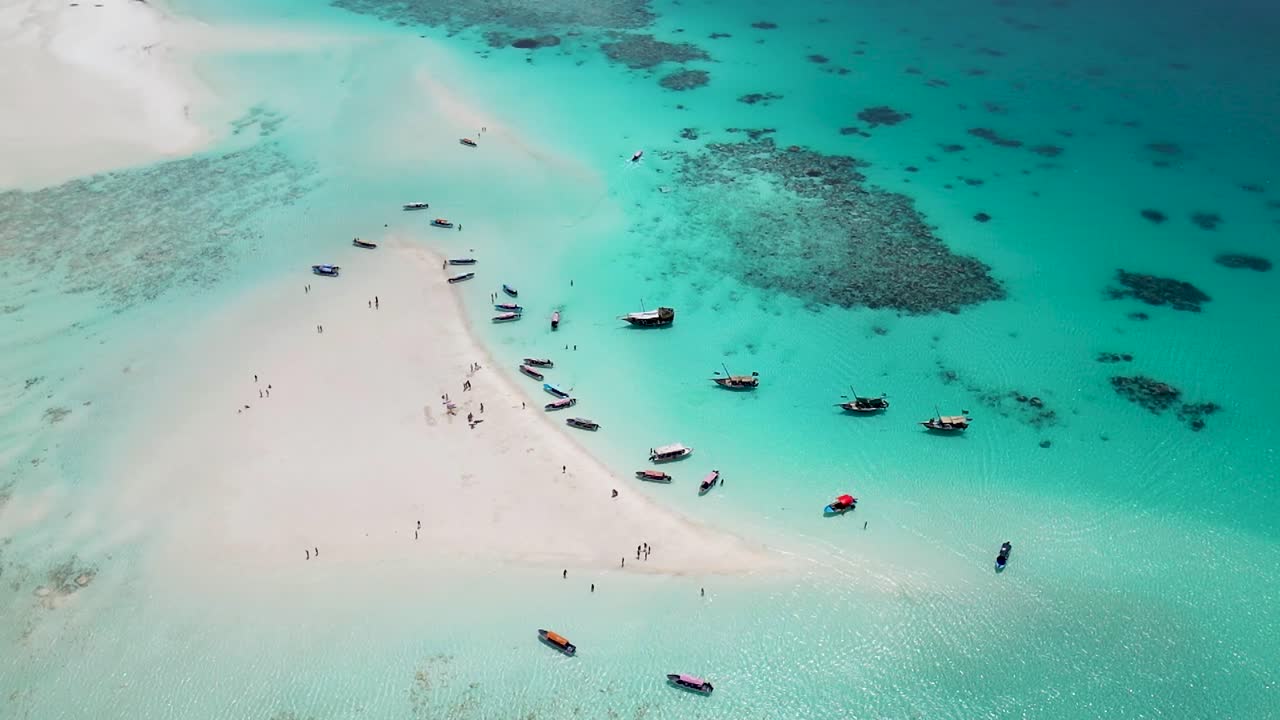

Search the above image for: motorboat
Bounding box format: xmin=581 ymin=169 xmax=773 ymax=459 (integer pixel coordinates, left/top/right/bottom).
xmin=824 ymin=494 xmax=858 ymax=515
xmin=631 ymin=150 xmax=644 ymax=163
xmin=352 ymin=238 xmax=377 ymax=249
xmin=496 ymin=303 xmax=523 ymax=312
xmin=620 ymin=306 xmax=674 ymax=327
xmin=522 ymin=357 xmax=553 ymax=368
xmin=538 ymin=629 xmax=576 ymax=656
xmin=460 ymin=138 xmax=478 ymax=147
xmin=666 ymin=674 xmax=713 ymax=695
xmin=502 ymin=284 xmax=518 ymax=297
xmin=544 ymin=397 xmax=576 ymax=411
xmin=566 ymin=417 xmax=599 ymax=431
xmin=519 ymin=364 xmax=545 ymax=381
xmin=635 ymin=470 xmax=672 ymax=483
xmin=550 ymin=311 xmax=560 ymax=330
xmin=311 ymin=264 xmax=340 ymax=277
xmin=922 ymin=412 xmax=970 ymax=432
xmin=543 ymin=383 xmax=570 ymax=399
xmin=649 ymin=443 xmax=693 ymax=463
xmin=431 ymin=218 xmax=455 ymax=228
xmin=448 ymin=258 xmax=477 ymax=265
xmin=492 ymin=312 xmax=521 ymax=323
xmin=837 ymin=387 xmax=889 ymax=413
xmin=996 ymin=542 xmax=1012 ymax=572
xmin=698 ymin=470 xmax=719 ymax=495
xmin=403 ymin=202 xmax=429 ymax=211
xmin=447 ymin=272 xmax=475 ymax=284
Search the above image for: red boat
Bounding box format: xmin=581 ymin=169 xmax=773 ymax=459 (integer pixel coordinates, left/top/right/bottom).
xmin=635 ymin=470 xmax=672 ymax=483
xmin=698 ymin=470 xmax=720 ymax=495
xmin=460 ymin=138 xmax=478 ymax=147
xmin=824 ymin=494 xmax=858 ymax=514
xmin=519 ymin=364 xmax=545 ymax=381
xmin=432 ymin=218 xmax=455 ymax=228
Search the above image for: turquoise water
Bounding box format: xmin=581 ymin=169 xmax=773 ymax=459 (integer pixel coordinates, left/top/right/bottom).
xmin=2 ymin=0 xmax=1278 ymax=716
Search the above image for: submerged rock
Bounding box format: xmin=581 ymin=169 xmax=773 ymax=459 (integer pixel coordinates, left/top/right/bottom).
xmin=511 ymin=35 xmax=561 ymax=49
xmin=1107 ymin=269 xmax=1210 ymax=312
xmin=1140 ymin=209 xmax=1167 ymax=224
xmin=1214 ymin=253 xmax=1271 ymax=272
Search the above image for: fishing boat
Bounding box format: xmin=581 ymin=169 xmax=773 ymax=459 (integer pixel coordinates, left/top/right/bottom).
xmin=635 ymin=470 xmax=672 ymax=483
xmin=837 ymin=387 xmax=889 ymax=413
xmin=550 ymin=311 xmax=560 ymax=330
xmin=492 ymin=312 xmax=521 ymax=323
xmin=620 ymin=306 xmax=675 ymax=327
xmin=631 ymin=150 xmax=644 ymax=163
xmin=537 ymin=629 xmax=576 ymax=656
xmin=544 ymin=397 xmax=576 ymax=411
xmin=447 ymin=272 xmax=475 ymax=284
xmin=460 ymin=138 xmax=478 ymax=147
xmin=495 ymin=303 xmax=523 ymax=312
xmin=431 ymin=218 xmax=455 ymax=228
xmin=824 ymin=494 xmax=858 ymax=515
xmin=519 ymin=364 xmax=545 ymax=381
xmin=566 ymin=417 xmax=599 ymax=431
xmin=403 ymin=202 xmax=429 ymax=211
xmin=921 ymin=411 xmax=970 ymax=432
xmin=698 ymin=470 xmax=720 ymax=495
xmin=448 ymin=258 xmax=477 ymax=265
xmin=649 ymin=443 xmax=693 ymax=463
xmin=666 ymin=674 xmax=713 ymax=695
xmin=711 ymin=363 xmax=759 ymax=390
xmin=996 ymin=542 xmax=1012 ymax=572
xmin=352 ymin=238 xmax=377 ymax=249
xmin=543 ymin=383 xmax=569 ymax=399
xmin=523 ymin=357 xmax=553 ymax=368
xmin=502 ymin=284 xmax=518 ymax=298
xmin=311 ymin=264 xmax=340 ymax=277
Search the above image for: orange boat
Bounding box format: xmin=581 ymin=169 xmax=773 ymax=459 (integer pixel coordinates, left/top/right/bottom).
xmin=538 ymin=629 xmax=576 ymax=656
xmin=432 ymin=218 xmax=455 ymax=228
xmin=635 ymin=470 xmax=672 ymax=483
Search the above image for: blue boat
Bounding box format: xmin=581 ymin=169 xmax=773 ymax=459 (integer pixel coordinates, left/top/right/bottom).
xmin=996 ymin=542 xmax=1012 ymax=572
xmin=502 ymin=284 xmax=518 ymax=298
xmin=495 ymin=303 xmax=523 ymax=312
xmin=543 ymin=383 xmax=570 ymax=399
xmin=312 ymin=264 xmax=340 ymax=277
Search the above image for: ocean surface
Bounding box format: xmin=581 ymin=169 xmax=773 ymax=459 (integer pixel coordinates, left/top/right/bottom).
xmin=2 ymin=0 xmax=1279 ymax=717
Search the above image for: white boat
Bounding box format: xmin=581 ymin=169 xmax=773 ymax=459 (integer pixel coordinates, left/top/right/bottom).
xmin=649 ymin=443 xmax=692 ymax=463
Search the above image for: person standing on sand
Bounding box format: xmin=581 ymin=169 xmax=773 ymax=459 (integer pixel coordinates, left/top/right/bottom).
xmin=562 ymin=569 xmax=567 ymax=579
xmin=590 ymin=584 xmax=594 ymax=593
xmin=254 ymin=375 xmax=258 ymax=382
xmin=701 ymin=588 xmax=705 ymax=597
xmin=368 ymin=300 xmax=372 ymax=308
xmin=621 ymin=557 xmax=625 ymax=568
xmin=314 ymin=547 xmax=319 ymax=557
xmin=305 ymin=550 xmax=310 ymax=560
xmin=562 ymin=465 xmax=566 ymax=474
xmin=375 ymin=296 xmax=379 ymax=308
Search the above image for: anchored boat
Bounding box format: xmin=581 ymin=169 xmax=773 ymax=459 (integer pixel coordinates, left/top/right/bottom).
xmin=631 ymin=150 xmax=644 ymax=162
xmin=522 ymin=357 xmax=553 ymax=368
xmin=538 ymin=629 xmax=576 ymax=656
xmin=502 ymin=284 xmax=518 ymax=298
xmin=447 ymin=272 xmax=475 ymax=284
xmin=519 ymin=364 xmax=545 ymax=381
xmin=566 ymin=417 xmax=599 ymax=431
xmin=543 ymin=383 xmax=569 ymax=399
xmin=649 ymin=444 xmax=693 ymax=463
xmin=550 ymin=311 xmax=560 ymax=330
xmin=352 ymin=238 xmax=377 ymax=249
xmin=996 ymin=542 xmax=1012 ymax=572
xmin=711 ymin=363 xmax=759 ymax=390
xmin=448 ymin=258 xmax=477 ymax=265
xmin=620 ymin=306 xmax=674 ymax=327
xmin=460 ymin=138 xmax=478 ymax=147
xmin=492 ymin=312 xmax=521 ymax=323
xmin=837 ymin=386 xmax=888 ymax=413
xmin=431 ymin=218 xmax=455 ymax=228
xmin=311 ymin=264 xmax=340 ymax=277
xmin=666 ymin=674 xmax=713 ymax=695
xmin=824 ymin=494 xmax=858 ymax=515
xmin=495 ymin=303 xmax=523 ymax=312
xmin=922 ymin=410 xmax=970 ymax=432
xmin=635 ymin=470 xmax=672 ymax=483
xmin=403 ymin=202 xmax=429 ymax=211
xmin=544 ymin=397 xmax=576 ymax=411
xmin=698 ymin=470 xmax=720 ymax=495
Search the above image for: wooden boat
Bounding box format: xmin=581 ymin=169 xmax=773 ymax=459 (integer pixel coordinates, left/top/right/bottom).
xmin=620 ymin=306 xmax=674 ymax=327
xmin=352 ymin=238 xmax=377 ymax=249
xmin=447 ymin=272 xmax=475 ymax=284
xmin=460 ymin=138 xmax=478 ymax=147
xmin=550 ymin=311 xmax=560 ymax=330
xmin=502 ymin=284 xmax=518 ymax=298
xmin=523 ymin=357 xmax=553 ymax=368
xmin=543 ymin=383 xmax=569 ymax=399
xmin=402 ymin=202 xmax=429 ymax=211
xmin=698 ymin=470 xmax=719 ymax=495
xmin=922 ymin=412 xmax=970 ymax=432
xmin=538 ymin=629 xmax=576 ymax=656
xmin=635 ymin=470 xmax=672 ymax=483
xmin=824 ymin=494 xmax=858 ymax=515
xmin=311 ymin=264 xmax=340 ymax=277
xmin=631 ymin=150 xmax=644 ymax=163
xmin=519 ymin=364 xmax=545 ymax=381
xmin=492 ymin=312 xmax=521 ymax=323
xmin=544 ymin=397 xmax=576 ymax=411
xmin=837 ymin=387 xmax=888 ymax=413
xmin=431 ymin=218 xmax=454 ymax=228
xmin=996 ymin=542 xmax=1012 ymax=572
xmin=495 ymin=303 xmax=523 ymax=312
xmin=711 ymin=363 xmax=759 ymax=390
xmin=649 ymin=443 xmax=692 ymax=463
xmin=666 ymin=674 xmax=713 ymax=695
xmin=566 ymin=417 xmax=599 ymax=431
xmin=448 ymin=258 xmax=477 ymax=265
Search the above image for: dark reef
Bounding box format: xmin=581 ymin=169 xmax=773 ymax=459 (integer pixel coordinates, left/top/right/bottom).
xmin=1214 ymin=253 xmax=1272 ymax=272
xmin=968 ymin=127 xmax=1023 ymax=148
xmin=332 ymin=0 xmax=654 ymax=32
xmin=1139 ymin=209 xmax=1167 ymax=224
xmin=974 ymin=212 xmax=991 ymax=223
xmin=751 ymin=20 xmax=778 ymax=29
xmin=679 ymin=127 xmax=699 ymax=140
xmin=1190 ymin=212 xmax=1222 ymax=230
xmin=511 ymin=35 xmax=561 ymax=49
xmin=807 ymin=54 xmax=829 ymax=64
xmin=659 ymin=68 xmax=710 ymax=90
xmin=857 ymin=106 xmax=911 ymax=127
xmin=1030 ymin=144 xmax=1063 ymax=157
xmin=738 ymin=92 xmax=783 ymax=106
xmin=1096 ymin=352 xmax=1134 ymax=363
xmin=1107 ymin=270 xmax=1210 ymax=312
xmin=1111 ymin=376 xmax=1220 ymax=431
xmin=600 ymin=32 xmax=709 ymax=69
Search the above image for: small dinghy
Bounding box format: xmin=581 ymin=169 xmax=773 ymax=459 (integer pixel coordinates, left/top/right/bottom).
xmin=543 ymin=383 xmax=570 ymax=399
xmin=996 ymin=542 xmax=1012 ymax=572
xmin=492 ymin=312 xmax=521 ymax=323
xmin=538 ymin=629 xmax=576 ymax=656
xmin=352 ymin=238 xmax=377 ymax=249
xmin=635 ymin=470 xmax=672 ymax=483
xmin=523 ymin=357 xmax=553 ymax=368
xmin=403 ymin=202 xmax=429 ymax=211
xmin=566 ymin=417 xmax=599 ymax=431
xmin=432 ymin=218 xmax=455 ymax=228
xmin=502 ymin=284 xmax=518 ymax=298
xmin=667 ymin=674 xmax=713 ymax=695
xmin=519 ymin=365 xmax=545 ymax=381
xmin=550 ymin=311 xmax=560 ymax=330
xmin=649 ymin=444 xmax=692 ymax=463
xmin=495 ymin=303 xmax=523 ymax=312
xmin=824 ymin=494 xmax=858 ymax=515
xmin=631 ymin=150 xmax=644 ymax=163
xmin=460 ymin=138 xmax=477 ymax=147
xmin=447 ymin=272 xmax=475 ymax=284
xmin=544 ymin=397 xmax=576 ymax=411
xmin=311 ymin=264 xmax=340 ymax=277
xmin=698 ymin=470 xmax=720 ymax=495
xmin=448 ymin=258 xmax=477 ymax=265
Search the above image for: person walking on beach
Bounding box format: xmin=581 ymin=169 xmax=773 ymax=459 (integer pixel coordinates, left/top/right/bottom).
xmin=375 ymin=296 xmax=379 ymax=308
xmin=259 ymin=390 xmax=263 ymax=398
xmin=562 ymin=569 xmax=567 ymax=579
xmin=863 ymin=521 xmax=868 ymax=530
xmin=562 ymin=465 xmax=566 ymax=474
xmin=590 ymin=584 xmax=595 ymax=593
xmin=314 ymin=547 xmax=319 ymax=557
xmin=479 ymin=403 xmax=484 ymax=413
xmin=305 ymin=550 xmax=310 ymax=560
xmin=254 ymin=374 xmax=258 ymax=382
xmin=368 ymin=300 xmax=372 ymax=308
xmin=701 ymin=588 xmax=705 ymax=597
xmin=265 ymin=388 xmax=270 ymax=398
xmin=621 ymin=557 xmax=625 ymax=568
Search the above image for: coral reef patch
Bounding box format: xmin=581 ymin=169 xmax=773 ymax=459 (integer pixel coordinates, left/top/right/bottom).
xmin=738 ymin=92 xmax=783 ymax=106
xmin=511 ymin=35 xmax=561 ymax=49
xmin=1110 ymin=376 xmax=1220 ymax=431
xmin=600 ymin=32 xmax=710 ymax=69
xmin=1190 ymin=212 xmax=1222 ymax=230
xmin=1214 ymin=253 xmax=1271 ymax=272
xmin=857 ymin=106 xmax=911 ymax=127
xmin=968 ymin=127 xmax=1023 ymax=148
xmin=659 ymin=69 xmax=710 ymax=90
xmin=1106 ymin=270 xmax=1210 ymax=313
xmin=331 ymin=0 xmax=654 ymax=32
xmin=1139 ymin=209 xmax=1167 ymax=224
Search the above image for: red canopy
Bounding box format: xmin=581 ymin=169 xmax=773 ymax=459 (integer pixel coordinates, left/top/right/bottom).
xmin=836 ymin=494 xmax=855 ymax=505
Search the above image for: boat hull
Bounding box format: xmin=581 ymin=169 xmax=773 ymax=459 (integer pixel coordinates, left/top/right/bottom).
xmin=311 ymin=265 xmax=340 ymax=277
xmin=649 ymin=450 xmax=692 ymax=464
xmin=447 ymin=273 xmax=475 ymax=284
xmin=666 ymin=675 xmax=712 ymax=695
xmin=448 ymin=258 xmax=476 ymax=265
xmin=352 ymin=240 xmax=377 ymax=249
xmin=635 ymin=471 xmax=672 ymax=483
xmin=566 ymin=418 xmax=599 ymax=431
xmin=519 ymin=365 xmax=545 ymax=381
xmin=502 ymin=285 xmax=518 ymax=298
xmin=522 ymin=358 xmax=553 ymax=368
xmin=537 ymin=629 xmax=576 ymax=656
